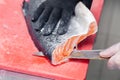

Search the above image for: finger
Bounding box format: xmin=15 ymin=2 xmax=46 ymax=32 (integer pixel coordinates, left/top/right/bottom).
xmin=57 ymin=10 xmax=72 ymax=35
xmin=107 ymin=51 xmax=120 ymax=69
xmin=35 ymin=6 xmax=52 ymax=31
xmin=100 ymin=43 xmax=120 ymax=57
xmin=31 ymin=2 xmax=45 ymax=22
xmin=41 ymin=8 xmax=61 ymax=36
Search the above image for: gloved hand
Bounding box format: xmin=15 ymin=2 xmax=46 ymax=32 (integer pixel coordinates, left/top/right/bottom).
xmin=31 ymin=0 xmax=92 ymax=36
xmin=100 ymin=42 xmax=120 ymax=69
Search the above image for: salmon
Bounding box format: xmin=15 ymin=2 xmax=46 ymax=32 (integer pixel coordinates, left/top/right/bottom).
xmin=23 ymin=0 xmax=97 ymax=65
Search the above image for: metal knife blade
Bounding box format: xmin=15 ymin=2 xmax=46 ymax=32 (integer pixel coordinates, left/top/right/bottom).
xmin=33 ymin=50 xmax=109 ymax=60
xmin=70 ymin=50 xmax=109 ymax=60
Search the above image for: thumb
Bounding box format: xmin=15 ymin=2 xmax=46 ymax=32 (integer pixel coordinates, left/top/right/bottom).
xmin=100 ymin=43 xmax=120 ymax=57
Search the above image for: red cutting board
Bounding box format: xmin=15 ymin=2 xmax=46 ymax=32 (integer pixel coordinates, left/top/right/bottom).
xmin=0 ymin=0 xmax=104 ymax=80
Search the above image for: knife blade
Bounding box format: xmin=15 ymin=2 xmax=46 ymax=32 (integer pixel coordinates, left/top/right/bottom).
xmin=69 ymin=50 xmax=109 ymax=60
xmin=33 ymin=50 xmax=109 ymax=60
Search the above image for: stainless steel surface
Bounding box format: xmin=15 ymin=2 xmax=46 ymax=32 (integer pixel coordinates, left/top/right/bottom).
xmin=0 ymin=70 xmax=52 ymax=80
xmin=87 ymin=0 xmax=120 ymax=80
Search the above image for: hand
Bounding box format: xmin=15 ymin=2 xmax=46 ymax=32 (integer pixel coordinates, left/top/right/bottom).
xmin=31 ymin=0 xmax=92 ymax=36
xmin=100 ymin=43 xmax=120 ymax=69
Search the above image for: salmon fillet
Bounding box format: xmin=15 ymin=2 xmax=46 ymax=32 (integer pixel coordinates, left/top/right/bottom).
xmin=23 ymin=0 xmax=97 ymax=65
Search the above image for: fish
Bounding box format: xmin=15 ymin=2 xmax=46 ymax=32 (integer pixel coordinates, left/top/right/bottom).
xmin=22 ymin=0 xmax=98 ymax=65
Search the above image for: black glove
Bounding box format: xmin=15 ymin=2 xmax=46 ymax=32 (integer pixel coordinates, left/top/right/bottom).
xmin=82 ymin=0 xmax=92 ymax=9
xmin=32 ymin=0 xmax=92 ymax=36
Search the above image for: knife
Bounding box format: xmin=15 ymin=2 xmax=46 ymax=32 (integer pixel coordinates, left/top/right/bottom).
xmin=33 ymin=50 xmax=109 ymax=60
